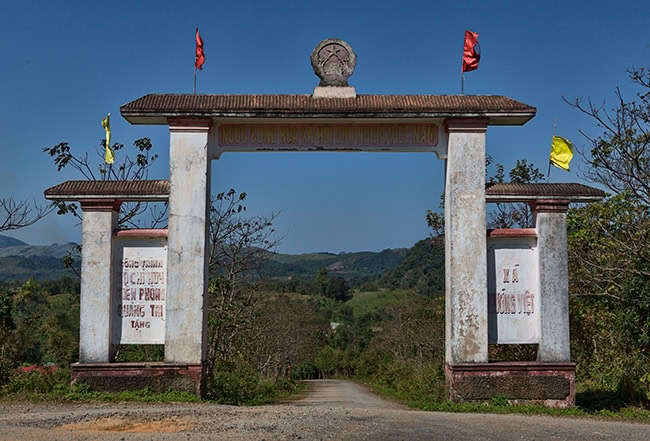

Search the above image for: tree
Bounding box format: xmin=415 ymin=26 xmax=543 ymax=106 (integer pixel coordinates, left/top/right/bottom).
xmin=205 ymin=189 xmax=283 ymax=378
xmin=0 ymin=198 xmax=53 ymax=233
xmin=487 ymin=158 xmax=545 ymax=228
xmin=244 ymin=293 xmax=329 ymax=376
xmin=315 ymin=268 xmax=329 ymax=296
xmin=564 ymin=67 xmax=650 ymax=206
xmin=43 ymin=137 xmax=165 ymax=228
xmin=425 ymin=157 xmax=545 ymax=236
xmin=0 ymin=289 xmax=18 ymax=385
xmin=325 ymin=276 xmax=351 ymax=302
xmin=566 ymin=65 xmax=650 ymax=399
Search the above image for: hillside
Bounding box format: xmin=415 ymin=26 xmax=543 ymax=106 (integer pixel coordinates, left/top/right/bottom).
xmin=380 ymin=238 xmax=445 ymax=296
xmin=0 ymin=235 xmax=79 ymax=281
xmin=262 ymin=247 xmax=408 ymax=281
xmin=0 ymin=234 xmax=445 ymax=285
xmin=0 ymin=234 xmax=28 ymax=248
xmin=0 ymin=255 xmax=77 ymax=281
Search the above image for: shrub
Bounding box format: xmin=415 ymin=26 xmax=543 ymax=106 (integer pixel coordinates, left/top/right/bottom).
xmin=1 ymin=366 xmax=69 ymax=395
xmin=206 ymin=357 xmax=297 ymax=405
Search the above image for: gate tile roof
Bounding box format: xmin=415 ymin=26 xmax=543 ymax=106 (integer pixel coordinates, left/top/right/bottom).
xmin=486 ymin=183 xmax=605 ymax=202
xmin=44 ymin=180 xmax=169 ymax=201
xmin=44 ymin=180 xmax=604 ymax=203
xmin=120 ymin=94 xmax=536 ymax=125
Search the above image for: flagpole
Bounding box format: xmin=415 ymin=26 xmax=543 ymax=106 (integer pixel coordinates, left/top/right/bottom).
xmin=461 ymin=71 xmax=464 ymax=95
xmin=547 ymin=118 xmax=558 ymax=182
xmin=194 ymin=65 xmax=197 ymax=94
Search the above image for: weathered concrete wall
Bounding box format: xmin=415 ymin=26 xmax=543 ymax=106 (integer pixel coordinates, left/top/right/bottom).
xmin=166 ymin=120 xmax=212 ymax=364
xmin=534 ymin=201 xmax=571 ymax=361
xmin=444 ymin=119 xmax=488 ymax=364
xmin=79 ymin=202 xmax=119 ymax=363
xmin=446 ymin=361 xmax=576 ymax=408
xmin=71 ymin=362 xmax=204 ymax=396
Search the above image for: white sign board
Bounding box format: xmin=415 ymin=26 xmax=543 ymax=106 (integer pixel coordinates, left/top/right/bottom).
xmin=487 ymin=236 xmax=539 ymax=344
xmin=112 ymin=238 xmax=167 ymax=344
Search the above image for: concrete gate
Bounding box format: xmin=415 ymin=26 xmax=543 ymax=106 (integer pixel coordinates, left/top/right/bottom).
xmin=45 ymin=39 xmax=603 ymax=406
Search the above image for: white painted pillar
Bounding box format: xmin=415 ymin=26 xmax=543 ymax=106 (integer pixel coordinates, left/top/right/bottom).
xmin=444 ymin=119 xmax=489 ymax=364
xmin=79 ymin=200 xmax=120 ymax=363
xmin=165 ymin=119 xmax=212 ymax=364
xmin=533 ymin=200 xmax=571 ymax=362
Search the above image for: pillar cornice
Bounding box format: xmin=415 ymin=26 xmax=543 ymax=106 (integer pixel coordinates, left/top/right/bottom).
xmin=444 ymin=118 xmax=489 ymax=133
xmin=80 ymin=199 xmax=122 ymax=212
xmin=168 ymin=118 xmax=213 ymax=133
xmin=531 ymin=199 xmax=570 ymax=213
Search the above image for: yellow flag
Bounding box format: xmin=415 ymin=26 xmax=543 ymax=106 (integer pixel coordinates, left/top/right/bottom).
xmin=102 ymin=113 xmax=114 ymax=164
xmin=550 ymin=135 xmax=573 ymax=171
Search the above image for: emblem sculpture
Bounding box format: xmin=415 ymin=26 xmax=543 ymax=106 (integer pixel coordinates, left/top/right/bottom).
xmin=311 ymin=38 xmax=356 ymax=87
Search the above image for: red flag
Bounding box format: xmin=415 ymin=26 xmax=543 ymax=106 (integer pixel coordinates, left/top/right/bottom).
xmin=462 ymin=30 xmax=480 ymax=72
xmin=195 ymin=28 xmax=205 ymax=70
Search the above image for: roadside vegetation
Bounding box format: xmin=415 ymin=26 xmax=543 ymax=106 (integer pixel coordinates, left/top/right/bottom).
xmin=0 ymin=66 xmax=648 ymax=421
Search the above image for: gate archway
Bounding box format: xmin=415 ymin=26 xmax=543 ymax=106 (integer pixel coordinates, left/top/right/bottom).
xmin=44 ymin=39 xmax=604 ymax=406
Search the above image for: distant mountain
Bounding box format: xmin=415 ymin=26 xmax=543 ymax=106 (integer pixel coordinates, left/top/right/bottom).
xmin=262 ymin=248 xmax=408 ymax=282
xmin=0 ymin=234 xmax=415 ymax=284
xmin=0 ymin=236 xmax=79 ymax=281
xmin=0 ymin=234 xmax=28 ymax=248
xmin=0 ymin=255 xmax=77 ymax=281
xmin=0 ymin=242 xmax=78 ymax=259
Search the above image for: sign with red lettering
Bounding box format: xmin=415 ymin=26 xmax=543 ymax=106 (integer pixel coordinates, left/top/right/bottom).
xmin=487 ymin=236 xmax=539 ymax=344
xmin=112 ymin=240 xmax=167 ymax=344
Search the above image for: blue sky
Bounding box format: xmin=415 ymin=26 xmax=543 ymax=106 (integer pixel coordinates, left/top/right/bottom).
xmin=0 ymin=1 xmax=648 ymax=253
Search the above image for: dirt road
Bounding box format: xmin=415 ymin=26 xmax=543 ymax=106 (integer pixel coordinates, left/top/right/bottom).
xmin=0 ymin=379 xmax=648 ymax=440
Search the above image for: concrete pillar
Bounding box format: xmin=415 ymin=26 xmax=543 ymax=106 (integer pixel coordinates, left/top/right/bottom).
xmin=444 ymin=119 xmax=489 ymax=364
xmin=533 ymin=200 xmax=571 ymax=362
xmin=79 ymin=200 xmax=120 ymax=363
xmin=165 ymin=119 xmax=212 ymax=364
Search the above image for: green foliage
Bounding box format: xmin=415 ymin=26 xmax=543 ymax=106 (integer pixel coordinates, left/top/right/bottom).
xmin=491 ymin=395 xmax=509 ymax=407
xmin=314 ymin=346 xmax=344 ymax=378
xmin=344 ymin=289 xmax=410 ymax=322
xmin=359 ymin=360 xmax=446 ymax=404
xmin=1 ymin=368 xmax=69 ymax=395
xmin=261 ymin=248 xmax=408 ymax=285
xmin=0 ymin=288 xmax=18 ymax=385
xmin=568 ymin=193 xmax=650 ymax=354
xmin=115 ymin=345 xmax=164 ymax=362
xmin=0 ymin=368 xmax=200 ymax=403
xmin=206 ymin=356 xmax=300 ymax=405
xmin=6 ymin=279 xmax=80 ymax=366
xmin=380 ymin=239 xmax=444 ymax=296
xmin=325 ymin=276 xmax=351 ymax=301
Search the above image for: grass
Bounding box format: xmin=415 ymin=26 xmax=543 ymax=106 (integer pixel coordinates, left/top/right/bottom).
xmin=346 ymin=289 xmax=411 ymax=319
xmin=0 ymin=370 xmax=308 ymax=405
xmin=0 ymin=384 xmax=200 ymax=404
xmin=360 ymin=380 xmax=650 ymax=423
xmin=0 ymin=384 xmax=308 ymax=405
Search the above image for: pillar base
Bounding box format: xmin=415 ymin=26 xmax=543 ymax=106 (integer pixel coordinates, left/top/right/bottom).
xmin=445 ymin=361 xmax=575 ymax=408
xmin=71 ymin=362 xmax=205 ymax=397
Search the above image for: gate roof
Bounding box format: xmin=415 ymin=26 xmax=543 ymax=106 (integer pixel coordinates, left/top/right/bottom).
xmin=121 ymin=94 xmax=536 ymax=125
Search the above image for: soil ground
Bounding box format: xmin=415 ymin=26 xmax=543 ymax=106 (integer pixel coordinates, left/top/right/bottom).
xmin=0 ymin=379 xmax=648 ymax=440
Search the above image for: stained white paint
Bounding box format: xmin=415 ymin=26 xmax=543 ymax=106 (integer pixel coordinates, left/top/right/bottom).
xmin=444 ymin=128 xmax=488 ymax=364
xmin=166 ymin=127 xmax=211 ymax=364
xmin=487 ymin=237 xmax=540 ymax=344
xmin=112 ymin=239 xmax=167 ymax=345
xmin=79 ymin=209 xmax=117 ymax=363
xmin=536 ymin=211 xmax=571 ymax=361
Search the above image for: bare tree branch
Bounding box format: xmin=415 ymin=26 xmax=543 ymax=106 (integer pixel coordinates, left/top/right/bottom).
xmin=0 ymin=198 xmax=55 ymax=232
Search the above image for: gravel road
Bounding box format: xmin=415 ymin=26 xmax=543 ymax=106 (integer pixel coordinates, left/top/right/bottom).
xmin=0 ymin=379 xmax=648 ymax=440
